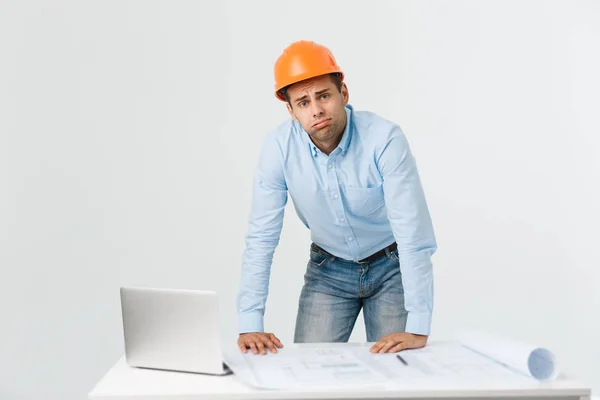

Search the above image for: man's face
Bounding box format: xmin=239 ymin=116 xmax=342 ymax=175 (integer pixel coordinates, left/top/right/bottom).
xmin=285 ymin=75 xmax=349 ymax=146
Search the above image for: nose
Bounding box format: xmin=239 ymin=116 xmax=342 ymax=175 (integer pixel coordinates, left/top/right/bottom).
xmin=310 ymin=101 xmax=325 ymax=118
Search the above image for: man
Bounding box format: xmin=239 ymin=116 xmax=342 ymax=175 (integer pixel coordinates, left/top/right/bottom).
xmin=236 ymin=40 xmax=437 ymax=355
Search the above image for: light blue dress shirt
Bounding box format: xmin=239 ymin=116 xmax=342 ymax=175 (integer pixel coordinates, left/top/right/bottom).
xmin=237 ymin=104 xmax=437 ymax=336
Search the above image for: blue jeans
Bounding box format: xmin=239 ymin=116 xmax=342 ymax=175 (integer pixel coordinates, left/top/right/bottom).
xmin=294 ymin=243 xmax=407 ymax=343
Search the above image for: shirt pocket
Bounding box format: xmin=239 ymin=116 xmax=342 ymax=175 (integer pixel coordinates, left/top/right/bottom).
xmin=342 ymin=183 xmax=385 ymax=218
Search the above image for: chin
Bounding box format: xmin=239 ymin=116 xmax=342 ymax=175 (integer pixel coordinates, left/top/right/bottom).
xmin=310 ymin=132 xmax=331 ymax=141
xmin=310 ymin=127 xmax=333 ymax=139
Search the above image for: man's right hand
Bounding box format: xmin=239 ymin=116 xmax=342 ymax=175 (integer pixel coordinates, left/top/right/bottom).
xmin=238 ymin=332 xmax=283 ymax=355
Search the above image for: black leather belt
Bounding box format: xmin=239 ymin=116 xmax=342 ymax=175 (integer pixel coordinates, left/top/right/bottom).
xmin=311 ymin=242 xmax=397 ymax=263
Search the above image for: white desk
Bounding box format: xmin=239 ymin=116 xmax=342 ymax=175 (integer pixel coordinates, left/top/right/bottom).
xmin=88 ymin=343 xmax=591 ymax=400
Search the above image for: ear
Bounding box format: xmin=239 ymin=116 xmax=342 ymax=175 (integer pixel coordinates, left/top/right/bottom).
xmin=286 ymin=103 xmax=298 ymax=121
xmin=341 ymin=83 xmax=349 ymax=105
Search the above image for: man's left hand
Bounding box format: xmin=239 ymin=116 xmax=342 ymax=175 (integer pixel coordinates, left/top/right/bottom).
xmin=369 ymin=332 xmax=428 ymax=353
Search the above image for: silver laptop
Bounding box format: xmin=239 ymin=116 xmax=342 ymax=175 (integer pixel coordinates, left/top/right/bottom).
xmin=120 ymin=287 xmax=231 ymax=375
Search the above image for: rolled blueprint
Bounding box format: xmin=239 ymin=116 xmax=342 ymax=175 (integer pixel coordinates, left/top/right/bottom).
xmin=457 ymin=329 xmax=558 ymax=381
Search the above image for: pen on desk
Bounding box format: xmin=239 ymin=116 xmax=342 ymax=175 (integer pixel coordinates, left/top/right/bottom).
xmin=396 ymin=354 xmax=408 ymax=366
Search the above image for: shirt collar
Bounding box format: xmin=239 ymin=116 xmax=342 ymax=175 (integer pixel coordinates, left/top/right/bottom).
xmin=305 ymin=104 xmax=353 ymax=158
xmin=337 ymin=104 xmax=353 ymax=154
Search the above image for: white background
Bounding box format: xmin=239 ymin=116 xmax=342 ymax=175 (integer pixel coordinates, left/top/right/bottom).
xmin=1 ymin=1 xmax=599 ymax=399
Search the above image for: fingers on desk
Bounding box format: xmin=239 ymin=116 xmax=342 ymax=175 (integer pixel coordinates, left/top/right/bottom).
xmin=268 ymin=333 xmax=284 ymax=348
xmin=390 ymin=342 xmax=408 ymax=353
xmin=240 ymin=334 xmax=280 ymax=355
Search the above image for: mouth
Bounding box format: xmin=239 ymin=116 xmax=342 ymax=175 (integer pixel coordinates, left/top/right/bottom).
xmin=312 ymin=118 xmax=331 ymax=129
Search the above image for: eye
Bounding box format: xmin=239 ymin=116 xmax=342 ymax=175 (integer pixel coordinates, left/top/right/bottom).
xmin=321 ymin=94 xmax=329 ymax=99
xmin=299 ymin=101 xmax=308 ymax=107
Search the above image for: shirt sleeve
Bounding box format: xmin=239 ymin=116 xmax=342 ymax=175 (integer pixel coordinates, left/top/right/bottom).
xmin=236 ymin=133 xmax=288 ymax=333
xmin=377 ymin=126 xmax=437 ymax=336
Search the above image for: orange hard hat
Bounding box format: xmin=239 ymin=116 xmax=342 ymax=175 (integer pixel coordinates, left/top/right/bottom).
xmin=274 ymin=40 xmax=344 ymax=101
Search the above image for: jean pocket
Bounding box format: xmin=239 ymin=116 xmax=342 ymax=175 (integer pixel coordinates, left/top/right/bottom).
xmin=343 ymin=184 xmax=385 ymax=218
xmin=309 ymin=249 xmax=328 ymax=267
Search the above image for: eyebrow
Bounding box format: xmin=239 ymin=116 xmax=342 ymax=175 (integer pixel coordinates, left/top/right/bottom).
xmin=293 ymin=88 xmax=331 ymax=103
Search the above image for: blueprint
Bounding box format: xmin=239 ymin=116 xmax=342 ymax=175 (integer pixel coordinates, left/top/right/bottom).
xmin=222 ymin=337 xmax=554 ymax=390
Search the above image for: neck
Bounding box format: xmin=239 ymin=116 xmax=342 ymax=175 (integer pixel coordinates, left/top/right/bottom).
xmin=313 ymin=136 xmax=341 ymax=155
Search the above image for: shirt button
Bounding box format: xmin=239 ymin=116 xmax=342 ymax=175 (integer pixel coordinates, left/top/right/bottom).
xmin=340 ymin=217 xmax=345 ymax=222
xmin=328 ymin=164 xmax=333 ymax=169
xmin=348 ymin=236 xmax=354 ymax=241
xmin=333 ymin=194 xmax=339 ymax=199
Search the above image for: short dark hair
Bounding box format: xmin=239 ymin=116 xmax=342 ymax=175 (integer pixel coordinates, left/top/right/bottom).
xmin=278 ymin=72 xmax=343 ymax=104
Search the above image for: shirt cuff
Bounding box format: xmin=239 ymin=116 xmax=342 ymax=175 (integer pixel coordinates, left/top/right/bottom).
xmin=238 ymin=311 xmax=264 ymax=334
xmin=405 ymin=312 xmax=432 ymax=336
